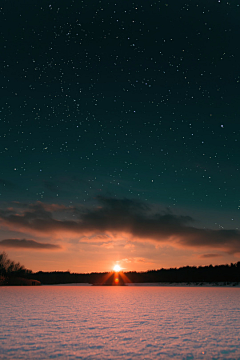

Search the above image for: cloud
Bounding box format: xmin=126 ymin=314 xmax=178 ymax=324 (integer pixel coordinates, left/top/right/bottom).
xmin=124 ymin=243 xmax=135 ymax=249
xmin=0 ymin=239 xmax=61 ymax=250
xmin=33 ymin=202 xmax=70 ymax=213
xmin=0 ymin=197 xmax=240 ymax=254
xmin=121 ymin=257 xmax=154 ymax=265
xmin=176 ymin=228 xmax=240 ymax=254
xmin=199 ymin=253 xmax=222 ymax=258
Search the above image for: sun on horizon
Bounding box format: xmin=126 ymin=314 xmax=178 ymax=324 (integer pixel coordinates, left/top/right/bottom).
xmin=113 ymin=264 xmax=121 ymax=272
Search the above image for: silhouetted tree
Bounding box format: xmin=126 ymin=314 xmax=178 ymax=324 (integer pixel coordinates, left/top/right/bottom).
xmin=0 ymin=252 xmax=31 ymax=285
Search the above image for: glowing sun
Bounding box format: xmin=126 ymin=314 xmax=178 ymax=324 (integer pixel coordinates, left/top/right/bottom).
xmin=113 ymin=264 xmax=121 ymax=272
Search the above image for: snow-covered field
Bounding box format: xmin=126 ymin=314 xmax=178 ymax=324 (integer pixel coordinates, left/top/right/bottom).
xmin=0 ymin=286 xmax=240 ymax=359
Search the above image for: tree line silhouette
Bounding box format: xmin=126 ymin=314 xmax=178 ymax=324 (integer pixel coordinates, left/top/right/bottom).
xmin=27 ymin=262 xmax=240 ymax=285
xmin=1 ymin=251 xmax=240 ymax=285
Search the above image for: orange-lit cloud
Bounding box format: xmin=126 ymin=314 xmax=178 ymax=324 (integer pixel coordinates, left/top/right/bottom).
xmin=0 ymin=197 xmax=240 ymax=255
xmin=199 ymin=253 xmax=222 ymax=259
xmin=121 ymin=257 xmax=155 ymax=265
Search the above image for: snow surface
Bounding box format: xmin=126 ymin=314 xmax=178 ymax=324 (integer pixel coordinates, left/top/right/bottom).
xmin=0 ymin=286 xmax=240 ymax=359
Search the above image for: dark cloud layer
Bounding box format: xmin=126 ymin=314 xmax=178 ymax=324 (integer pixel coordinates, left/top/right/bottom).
xmin=0 ymin=197 xmax=240 ymax=254
xmin=0 ymin=239 xmax=61 ymax=250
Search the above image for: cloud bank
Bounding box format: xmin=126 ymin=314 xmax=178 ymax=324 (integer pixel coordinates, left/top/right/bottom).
xmin=0 ymin=239 xmax=61 ymax=250
xmin=0 ymin=197 xmax=240 ymax=254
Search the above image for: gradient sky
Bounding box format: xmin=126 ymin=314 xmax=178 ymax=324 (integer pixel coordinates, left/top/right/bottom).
xmin=0 ymin=0 xmax=240 ymax=273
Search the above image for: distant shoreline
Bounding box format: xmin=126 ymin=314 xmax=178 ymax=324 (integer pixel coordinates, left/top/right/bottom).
xmin=126 ymin=282 xmax=240 ymax=287
xmin=42 ymin=282 xmax=240 ymax=287
xmin=3 ymin=261 xmax=239 ymax=286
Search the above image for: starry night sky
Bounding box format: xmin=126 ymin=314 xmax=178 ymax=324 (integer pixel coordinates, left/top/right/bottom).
xmin=0 ymin=0 xmax=240 ymax=272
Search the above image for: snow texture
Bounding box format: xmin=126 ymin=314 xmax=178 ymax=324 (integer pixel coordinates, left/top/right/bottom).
xmin=0 ymin=286 xmax=240 ymax=359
